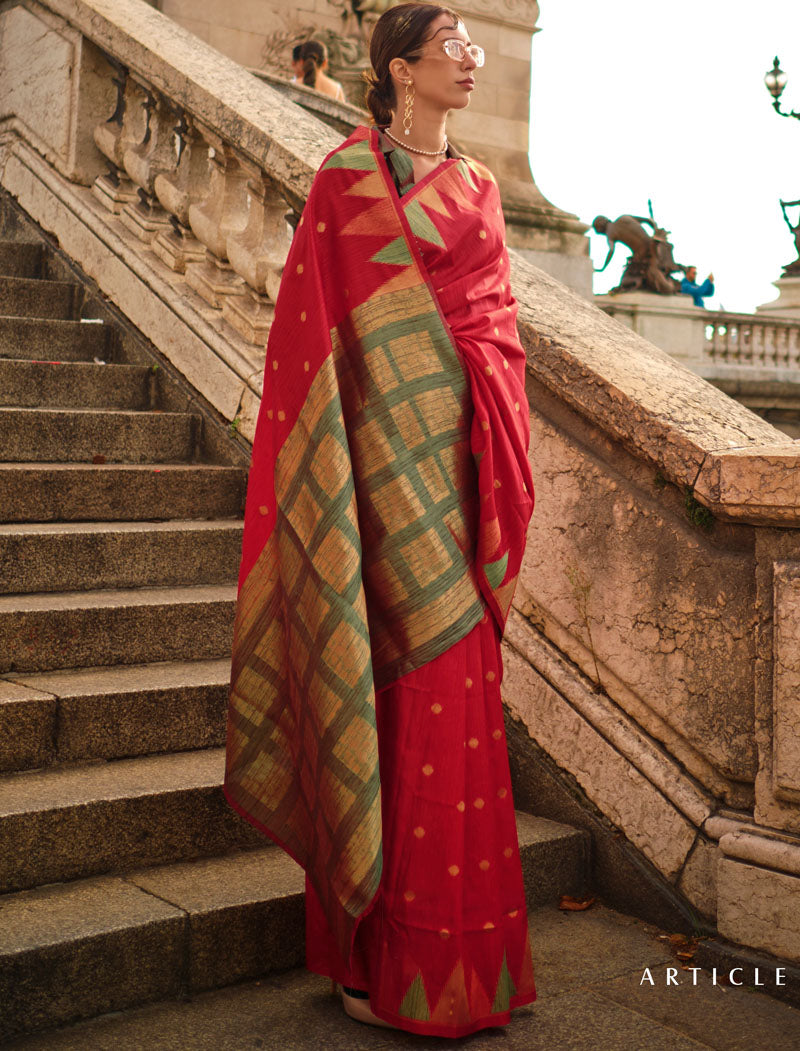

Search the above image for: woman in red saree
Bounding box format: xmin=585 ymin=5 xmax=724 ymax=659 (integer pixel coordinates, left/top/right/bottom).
xmin=224 ymin=3 xmax=536 ymax=1037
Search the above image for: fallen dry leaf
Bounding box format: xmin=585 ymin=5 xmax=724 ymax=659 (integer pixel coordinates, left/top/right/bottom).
xmin=558 ymin=894 xmax=596 ymax=911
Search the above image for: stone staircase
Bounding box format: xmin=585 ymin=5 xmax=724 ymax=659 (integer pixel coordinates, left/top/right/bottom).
xmin=0 ymin=234 xmax=590 ymax=1042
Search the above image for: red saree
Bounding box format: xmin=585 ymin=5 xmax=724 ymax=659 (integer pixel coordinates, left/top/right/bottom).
xmin=224 ymin=124 xmax=535 ymax=1034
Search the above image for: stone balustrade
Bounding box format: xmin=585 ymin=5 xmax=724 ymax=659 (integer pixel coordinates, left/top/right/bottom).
xmin=2 ymin=0 xmax=800 ymax=971
xmin=705 ymin=312 xmax=800 ymax=370
xmin=597 ymin=291 xmax=800 ymax=374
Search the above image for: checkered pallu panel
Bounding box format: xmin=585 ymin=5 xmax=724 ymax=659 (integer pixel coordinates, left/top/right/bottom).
xmin=227 ymin=279 xmax=484 ymax=956
xmin=333 ymin=283 xmax=484 ymax=685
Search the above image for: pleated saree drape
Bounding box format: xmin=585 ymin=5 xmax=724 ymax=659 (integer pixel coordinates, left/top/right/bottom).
xmin=224 ymin=124 xmax=536 ymax=1035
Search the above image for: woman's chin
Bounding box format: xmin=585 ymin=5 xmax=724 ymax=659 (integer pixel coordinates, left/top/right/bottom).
xmin=449 ymin=92 xmax=473 ymax=111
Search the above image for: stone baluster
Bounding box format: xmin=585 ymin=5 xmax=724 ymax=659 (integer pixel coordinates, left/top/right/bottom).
xmin=185 ymin=126 xmax=248 ymax=309
xmin=152 ymin=112 xmax=210 ymax=273
xmin=92 ymin=68 xmax=143 ymax=213
xmin=752 ymin=323 xmax=764 ymax=367
xmin=709 ymin=322 xmax=720 ymax=362
xmin=774 ymin=326 xmax=782 ymax=367
xmin=119 ymin=84 xmax=179 ymax=242
xmin=721 ymin=323 xmax=730 ymax=363
xmin=733 ymin=323 xmax=743 ymax=364
xmin=790 ymin=327 xmax=800 ymax=370
xmin=223 ymin=159 xmax=293 ymax=344
xmin=777 ymin=325 xmax=790 ymax=368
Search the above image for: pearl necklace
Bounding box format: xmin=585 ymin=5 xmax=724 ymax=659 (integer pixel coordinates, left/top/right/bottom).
xmin=384 ymin=128 xmax=448 ymax=156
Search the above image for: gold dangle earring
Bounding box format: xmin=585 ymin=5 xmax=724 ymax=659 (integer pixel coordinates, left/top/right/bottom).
xmin=403 ymin=81 xmax=415 ymax=136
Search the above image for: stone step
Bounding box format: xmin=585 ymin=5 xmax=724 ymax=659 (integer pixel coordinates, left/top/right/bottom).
xmin=0 ymin=316 xmax=109 ymax=361
xmin=0 ymin=519 xmax=243 ymax=594
xmin=0 ymin=748 xmax=263 ymax=896
xmin=0 ymin=583 xmax=236 ymax=674
xmin=0 ymin=359 xmax=151 ymax=410
xmin=0 ymin=658 xmax=231 ymax=773
xmin=0 ymin=241 xmax=43 ymax=278
xmin=0 ymin=275 xmax=82 ymax=319
xmin=0 ymin=407 xmax=199 ymax=463
xmin=0 ymin=463 xmax=246 ymax=523
xmin=0 ymin=813 xmax=587 ymax=1041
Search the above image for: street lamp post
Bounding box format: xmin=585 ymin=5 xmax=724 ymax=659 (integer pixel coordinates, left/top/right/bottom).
xmin=764 ymin=56 xmax=800 ymax=119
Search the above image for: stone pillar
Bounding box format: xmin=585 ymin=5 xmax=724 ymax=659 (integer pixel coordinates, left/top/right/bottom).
xmin=446 ymin=0 xmax=591 ymax=297
xmin=757 ymin=274 xmax=800 ymax=318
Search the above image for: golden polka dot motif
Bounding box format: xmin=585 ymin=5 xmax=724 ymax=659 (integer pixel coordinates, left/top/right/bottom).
xmin=493 ymin=730 xmax=503 ymax=741
xmin=479 ymin=859 xmax=490 ymax=871
xmin=456 ymin=800 xmax=465 ymax=812
xmin=440 ymin=928 xmax=451 ymax=939
xmin=474 ymin=798 xmax=485 ymax=810
xmin=277 ymin=411 xmax=285 ymax=422
xmin=422 ymin=763 xmax=434 ymax=776
xmin=465 ymin=677 xmax=473 ymax=688
xmin=266 ymin=409 xmax=273 ymax=419
xmin=503 ymin=359 xmax=509 ymax=369
xmin=494 ymin=479 xmax=501 ymax=489
xmin=297 ymin=263 xmax=304 ymax=275
xmin=448 ymin=864 xmax=460 ymax=877
xmin=468 ymin=737 xmax=479 ymax=749
xmin=272 ymin=360 xmax=278 ymax=370
xmin=317 ymin=222 xmax=326 ymax=232
xmin=300 ymin=311 xmax=307 ymax=322
xmin=503 ymin=847 xmax=513 ymax=858
xmin=486 ymin=671 xmax=496 ymax=682
xmin=483 ymin=921 xmax=495 ymax=930
xmin=480 ymin=420 xmax=489 ymax=431
xmin=404 ymin=890 xmax=416 ymax=902
xmin=485 ymin=365 xmax=493 ymax=376
xmin=414 ymin=826 xmax=425 ymax=838
xmin=479 ymin=230 xmax=487 ymax=239
xmin=304 ymin=361 xmax=310 ymax=371
xmin=431 ymin=702 xmax=442 ymax=714
xmin=259 ymin=505 xmax=269 ymax=516
xmin=507 ymin=909 xmax=519 ymax=918
xmin=497 ymin=786 xmax=508 ymax=798
xmin=493 ymin=327 xmax=499 ymax=337
xmin=514 ymin=401 xmax=520 ymax=411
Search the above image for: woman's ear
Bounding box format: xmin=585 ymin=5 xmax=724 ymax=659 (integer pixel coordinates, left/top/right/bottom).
xmin=388 ymin=57 xmax=409 ymax=84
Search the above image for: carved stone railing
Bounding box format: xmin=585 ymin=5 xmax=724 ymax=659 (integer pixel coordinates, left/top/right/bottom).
xmin=597 ymin=292 xmax=800 ymax=375
xmin=704 ymin=311 xmax=800 ymax=370
xmin=2 ymin=0 xmax=800 ymax=968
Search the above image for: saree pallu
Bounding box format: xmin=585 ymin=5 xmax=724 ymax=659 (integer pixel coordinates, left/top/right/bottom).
xmin=224 ymin=124 xmax=535 ymax=1031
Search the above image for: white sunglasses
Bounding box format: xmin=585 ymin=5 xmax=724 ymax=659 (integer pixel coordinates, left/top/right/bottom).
xmin=440 ymin=39 xmax=485 ymax=67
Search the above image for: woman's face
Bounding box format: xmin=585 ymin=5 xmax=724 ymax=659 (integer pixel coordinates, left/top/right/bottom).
xmin=392 ymin=14 xmax=478 ymax=114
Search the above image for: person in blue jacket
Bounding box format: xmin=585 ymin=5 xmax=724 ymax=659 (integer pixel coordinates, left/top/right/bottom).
xmin=680 ymin=266 xmax=714 ymax=307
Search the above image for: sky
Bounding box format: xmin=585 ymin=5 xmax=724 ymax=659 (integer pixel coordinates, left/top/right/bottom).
xmin=528 ymin=0 xmax=800 ymax=313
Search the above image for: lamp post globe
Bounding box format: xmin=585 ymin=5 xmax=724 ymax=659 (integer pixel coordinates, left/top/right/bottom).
xmin=765 ymin=56 xmax=788 ymax=100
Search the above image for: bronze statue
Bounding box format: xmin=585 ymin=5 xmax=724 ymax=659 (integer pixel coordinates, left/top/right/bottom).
xmin=779 ymin=199 xmax=800 ymax=275
xmin=593 ymin=206 xmax=684 ymax=295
